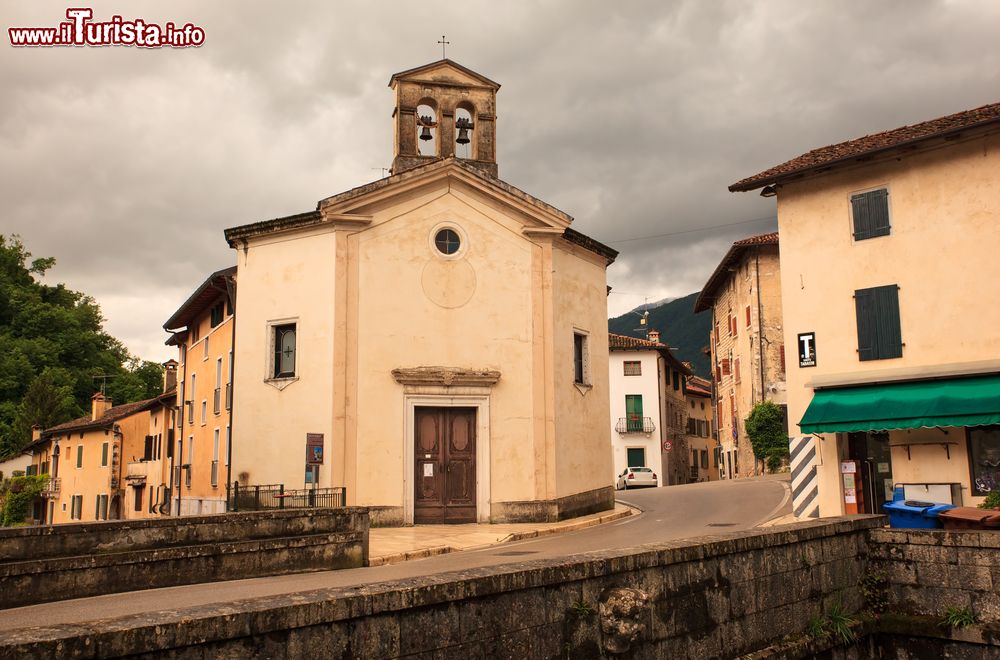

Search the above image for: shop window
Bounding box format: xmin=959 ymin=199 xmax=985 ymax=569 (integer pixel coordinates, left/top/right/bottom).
xmin=969 ymin=426 xmax=1000 ymax=496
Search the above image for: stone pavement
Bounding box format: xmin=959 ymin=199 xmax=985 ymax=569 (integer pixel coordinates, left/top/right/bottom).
xmin=368 ymin=503 xmax=634 ymax=565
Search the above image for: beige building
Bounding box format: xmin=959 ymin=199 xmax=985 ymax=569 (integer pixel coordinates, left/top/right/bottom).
xmin=695 ymin=232 xmax=786 ymax=479
xmin=730 ymin=101 xmax=1000 ymax=518
xmin=163 ymin=267 xmax=236 ymax=516
xmin=684 ymin=375 xmax=717 ymax=482
xmin=224 ymin=60 xmax=617 ymax=524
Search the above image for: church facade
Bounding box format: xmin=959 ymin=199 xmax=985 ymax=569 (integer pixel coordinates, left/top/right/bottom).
xmin=224 ymin=60 xmax=617 ymax=524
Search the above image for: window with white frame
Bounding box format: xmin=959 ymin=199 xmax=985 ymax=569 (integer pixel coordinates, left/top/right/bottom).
xmin=271 ymin=322 xmax=297 ymax=379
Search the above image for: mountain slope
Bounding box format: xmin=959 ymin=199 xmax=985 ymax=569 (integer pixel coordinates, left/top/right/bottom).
xmin=608 ymin=291 xmax=711 ymax=377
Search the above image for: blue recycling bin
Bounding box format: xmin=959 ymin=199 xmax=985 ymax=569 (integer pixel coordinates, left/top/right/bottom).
xmin=882 ymin=487 xmax=955 ymax=528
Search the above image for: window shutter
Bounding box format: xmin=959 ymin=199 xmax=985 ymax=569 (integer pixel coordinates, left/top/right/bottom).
xmin=779 ymin=344 xmax=786 ymax=372
xmin=856 ymin=284 xmax=902 ymax=360
xmin=874 ymin=285 xmax=903 ymax=359
xmin=745 ymin=305 xmax=751 ymax=327
xmin=855 ymin=288 xmax=877 ymax=360
xmin=851 ymin=189 xmax=890 ymax=240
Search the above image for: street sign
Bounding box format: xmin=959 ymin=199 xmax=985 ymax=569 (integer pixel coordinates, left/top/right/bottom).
xmin=662 ymin=440 xmax=672 ymax=452
xmin=798 ymin=332 xmax=817 ymax=368
xmin=306 ymin=433 xmax=324 ymax=465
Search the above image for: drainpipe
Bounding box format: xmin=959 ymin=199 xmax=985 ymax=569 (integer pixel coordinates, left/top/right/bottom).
xmin=224 ymin=274 xmax=237 ymax=511
xmin=175 ymin=347 xmax=186 ymax=517
xmin=755 ymin=249 xmax=766 ymax=476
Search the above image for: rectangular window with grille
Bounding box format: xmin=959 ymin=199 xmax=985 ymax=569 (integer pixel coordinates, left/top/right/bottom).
xmin=573 ymin=332 xmax=589 ymax=385
xmin=851 ymin=188 xmax=891 ymax=241
xmin=623 ymin=360 xmax=641 ymax=376
xmin=855 ymin=284 xmax=902 ymax=361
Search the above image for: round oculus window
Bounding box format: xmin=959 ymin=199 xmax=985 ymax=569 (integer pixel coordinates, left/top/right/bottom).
xmin=434 ymin=228 xmax=461 ymax=255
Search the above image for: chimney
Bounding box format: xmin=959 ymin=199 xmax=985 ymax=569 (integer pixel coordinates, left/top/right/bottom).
xmin=648 ymin=329 xmax=661 ymax=344
xmin=91 ymin=393 xmax=112 ymax=421
xmin=31 ymin=425 xmax=42 ymax=442
xmin=163 ymin=359 xmax=179 ymax=393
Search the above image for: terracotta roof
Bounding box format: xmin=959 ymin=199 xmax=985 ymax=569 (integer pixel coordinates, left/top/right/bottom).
xmin=685 ymin=375 xmax=712 ymax=397
xmin=609 ymin=333 xmax=691 ymax=375
xmin=730 ymin=101 xmax=1000 ymax=192
xmin=609 ymin=332 xmax=666 ymax=350
xmin=163 ymin=267 xmax=235 ymax=331
xmin=694 ymin=231 xmax=779 ymax=313
xmin=42 ymin=390 xmax=175 ymax=438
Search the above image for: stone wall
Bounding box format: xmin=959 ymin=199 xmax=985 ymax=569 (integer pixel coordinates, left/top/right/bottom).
xmin=868 ymin=527 xmax=1000 ymax=620
xmin=0 ymin=517 xmax=880 ymax=658
xmin=0 ymin=508 xmax=368 ymax=609
xmin=3 ymin=518 xmax=999 ymax=658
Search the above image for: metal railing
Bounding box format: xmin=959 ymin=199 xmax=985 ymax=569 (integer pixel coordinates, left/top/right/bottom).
xmin=615 ymin=416 xmax=656 ymax=434
xmin=225 ymin=383 xmax=232 ymax=410
xmin=213 ymin=388 xmax=221 ymax=415
xmin=227 ymin=483 xmax=347 ymax=512
xmin=42 ymin=477 xmax=60 ymax=498
xmin=184 ymin=465 xmax=192 ymax=489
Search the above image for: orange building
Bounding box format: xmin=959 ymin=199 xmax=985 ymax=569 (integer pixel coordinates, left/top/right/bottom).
xmin=163 ymin=267 xmax=235 ymax=516
xmin=28 ymin=388 xmax=176 ymax=524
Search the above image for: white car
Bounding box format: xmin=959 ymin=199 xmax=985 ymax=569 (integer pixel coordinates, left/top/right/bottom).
xmin=616 ymin=466 xmax=658 ymax=490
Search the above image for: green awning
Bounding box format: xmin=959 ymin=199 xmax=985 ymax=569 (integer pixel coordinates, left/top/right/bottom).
xmin=799 ymin=374 xmax=1000 ymax=434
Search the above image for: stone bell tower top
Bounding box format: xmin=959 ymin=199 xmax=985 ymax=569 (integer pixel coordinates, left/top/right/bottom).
xmin=388 ymin=59 xmax=500 ymax=177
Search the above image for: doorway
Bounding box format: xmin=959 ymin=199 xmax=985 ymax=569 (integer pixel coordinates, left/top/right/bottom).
xmin=848 ymin=431 xmax=894 ymax=514
xmin=414 ymin=407 xmax=477 ymax=524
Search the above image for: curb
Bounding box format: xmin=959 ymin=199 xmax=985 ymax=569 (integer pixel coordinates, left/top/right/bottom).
xmin=367 ymin=504 xmax=637 ymax=568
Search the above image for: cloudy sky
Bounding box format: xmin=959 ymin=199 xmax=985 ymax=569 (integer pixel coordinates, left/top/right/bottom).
xmin=3 ymin=1 xmax=999 ymax=362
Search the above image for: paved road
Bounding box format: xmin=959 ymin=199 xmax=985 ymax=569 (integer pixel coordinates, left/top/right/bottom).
xmin=0 ymin=475 xmax=789 ymax=632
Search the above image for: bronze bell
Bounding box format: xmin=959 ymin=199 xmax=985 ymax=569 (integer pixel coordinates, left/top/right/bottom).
xmin=455 ymin=117 xmax=473 ymax=145
xmin=419 ymin=115 xmax=434 ymax=141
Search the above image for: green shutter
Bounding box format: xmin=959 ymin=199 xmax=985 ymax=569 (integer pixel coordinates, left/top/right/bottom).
xmin=626 ymin=447 xmax=646 ymax=468
xmin=851 ymin=189 xmax=890 ymax=240
xmin=855 ymin=288 xmax=877 ymax=360
xmin=856 ymin=285 xmax=902 ymax=361
xmin=874 ymin=285 xmax=902 ymax=359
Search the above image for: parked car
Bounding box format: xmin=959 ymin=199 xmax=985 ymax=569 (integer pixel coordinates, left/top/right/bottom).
xmin=616 ymin=466 xmax=658 ymax=490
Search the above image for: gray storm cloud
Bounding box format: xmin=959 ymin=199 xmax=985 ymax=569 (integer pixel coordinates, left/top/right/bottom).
xmin=2 ymin=0 xmax=998 ymax=359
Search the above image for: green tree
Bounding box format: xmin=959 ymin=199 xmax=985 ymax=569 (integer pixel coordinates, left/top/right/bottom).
xmin=1 ymin=474 xmax=48 ymax=526
xmin=744 ymin=401 xmax=789 ymax=473
xmin=0 ymin=235 xmax=163 ymax=458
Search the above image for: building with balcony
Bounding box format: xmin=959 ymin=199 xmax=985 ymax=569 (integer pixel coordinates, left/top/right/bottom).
xmin=28 ymin=387 xmax=176 ymax=524
xmin=163 ymin=267 xmax=235 ymax=516
xmin=695 ymin=232 xmax=786 ymax=480
xmin=608 ymin=331 xmax=692 ymax=487
xmin=729 ymin=100 xmax=1000 ymax=518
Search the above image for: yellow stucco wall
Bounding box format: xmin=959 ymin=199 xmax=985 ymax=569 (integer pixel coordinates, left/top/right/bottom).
xmin=776 ymin=132 xmax=1000 ymax=515
xmin=552 ymin=242 xmax=614 ymax=499
xmin=231 ymin=171 xmax=613 ymax=520
xmin=175 ymin=305 xmax=233 ymax=514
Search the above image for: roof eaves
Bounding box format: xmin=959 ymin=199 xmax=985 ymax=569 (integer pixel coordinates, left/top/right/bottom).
xmin=694 ymin=232 xmax=778 ymax=313
xmin=162 ymin=266 xmax=236 ymax=331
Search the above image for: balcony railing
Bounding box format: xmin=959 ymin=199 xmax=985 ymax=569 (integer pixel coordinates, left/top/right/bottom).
xmin=211 ymin=460 xmax=219 ymax=487
xmin=225 ymin=382 xmax=232 ymax=410
xmin=184 ymin=465 xmax=192 ymax=489
xmin=213 ymin=388 xmax=221 ymax=415
xmin=615 ymin=416 xmax=655 ymax=434
xmin=42 ymin=477 xmax=60 ymax=498
xmin=228 ymin=483 xmax=347 ymax=512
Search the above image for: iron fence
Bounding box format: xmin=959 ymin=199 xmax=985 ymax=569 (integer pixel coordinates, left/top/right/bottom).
xmin=227 ymin=483 xmax=347 ymax=512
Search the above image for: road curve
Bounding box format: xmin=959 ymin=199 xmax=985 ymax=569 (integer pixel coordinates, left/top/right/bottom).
xmin=0 ymin=475 xmax=789 ymax=633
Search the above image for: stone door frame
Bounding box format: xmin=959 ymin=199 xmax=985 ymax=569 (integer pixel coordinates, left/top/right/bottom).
xmin=403 ymin=393 xmax=491 ymax=524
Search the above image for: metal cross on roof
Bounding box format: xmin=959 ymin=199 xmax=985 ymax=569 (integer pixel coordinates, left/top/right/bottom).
xmin=437 ymin=35 xmax=450 ymax=59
